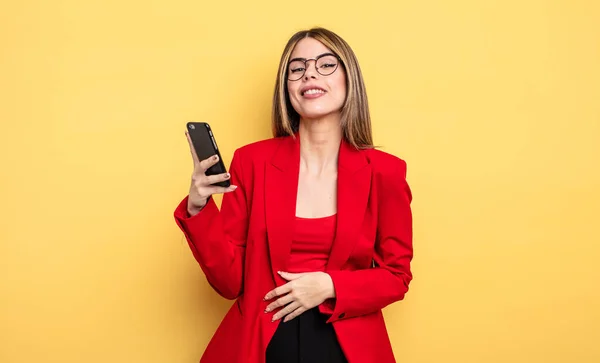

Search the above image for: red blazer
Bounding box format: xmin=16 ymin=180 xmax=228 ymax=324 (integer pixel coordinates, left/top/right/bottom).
xmin=174 ymin=135 xmax=413 ymax=363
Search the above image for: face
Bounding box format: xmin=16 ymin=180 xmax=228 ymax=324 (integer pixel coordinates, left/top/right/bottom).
xmin=286 ymin=37 xmax=347 ymax=121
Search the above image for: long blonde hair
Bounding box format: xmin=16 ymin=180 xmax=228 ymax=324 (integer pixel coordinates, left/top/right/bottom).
xmin=271 ymin=27 xmax=373 ymax=149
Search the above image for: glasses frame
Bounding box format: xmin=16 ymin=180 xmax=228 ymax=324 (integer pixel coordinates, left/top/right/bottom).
xmin=287 ymin=52 xmax=342 ymax=81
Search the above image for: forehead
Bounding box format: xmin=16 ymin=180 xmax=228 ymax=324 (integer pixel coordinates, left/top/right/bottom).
xmin=290 ymin=37 xmax=333 ymax=59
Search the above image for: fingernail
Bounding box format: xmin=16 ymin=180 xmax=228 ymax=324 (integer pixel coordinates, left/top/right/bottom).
xmin=265 ymin=308 xmax=270 ymax=312
xmin=225 ymin=173 xmax=230 ymax=179
xmin=232 ymin=185 xmax=238 ymax=190
xmin=213 ymin=155 xmax=219 ymax=161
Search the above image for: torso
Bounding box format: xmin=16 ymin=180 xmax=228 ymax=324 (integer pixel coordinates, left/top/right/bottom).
xmin=185 ymin=135 xmax=408 ymax=363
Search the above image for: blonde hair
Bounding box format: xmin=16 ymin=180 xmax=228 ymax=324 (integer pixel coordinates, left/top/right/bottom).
xmin=271 ymin=27 xmax=373 ymax=149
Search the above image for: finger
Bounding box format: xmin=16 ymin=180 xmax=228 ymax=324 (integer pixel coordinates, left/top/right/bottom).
xmin=272 ymin=301 xmax=301 ymax=322
xmin=185 ymin=131 xmax=200 ymax=165
xmin=283 ymin=306 xmax=307 ymax=323
xmin=204 ymin=172 xmax=231 ymax=185
xmin=265 ymin=293 xmax=295 ymax=313
xmin=278 ymin=271 xmax=308 ymax=281
xmin=198 ymin=154 xmax=220 ymax=173
xmin=264 ymin=283 xmax=292 ymax=301
xmin=202 ymin=185 xmax=238 ymax=196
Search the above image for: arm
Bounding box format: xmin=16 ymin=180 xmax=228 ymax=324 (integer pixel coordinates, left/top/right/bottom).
xmin=320 ymin=159 xmax=413 ymax=323
xmin=173 ymin=149 xmax=248 ymax=300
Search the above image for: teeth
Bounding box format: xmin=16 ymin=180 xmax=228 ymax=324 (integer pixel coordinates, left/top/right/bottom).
xmin=304 ymin=89 xmax=325 ymax=95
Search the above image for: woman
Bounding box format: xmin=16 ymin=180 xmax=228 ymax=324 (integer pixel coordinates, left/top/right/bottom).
xmin=174 ymin=27 xmax=413 ymax=363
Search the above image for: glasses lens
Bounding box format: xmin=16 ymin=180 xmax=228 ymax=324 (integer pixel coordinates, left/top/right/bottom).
xmin=316 ymin=55 xmax=339 ymax=76
xmin=288 ymin=60 xmax=306 ymax=81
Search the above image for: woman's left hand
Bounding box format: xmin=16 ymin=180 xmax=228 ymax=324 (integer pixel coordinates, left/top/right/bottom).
xmin=263 ymin=271 xmax=335 ymax=322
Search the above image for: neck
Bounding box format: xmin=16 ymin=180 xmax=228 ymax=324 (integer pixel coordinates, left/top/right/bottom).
xmin=298 ymin=114 xmax=342 ymax=175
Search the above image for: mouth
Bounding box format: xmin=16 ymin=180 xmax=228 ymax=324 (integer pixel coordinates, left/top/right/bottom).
xmin=301 ymin=87 xmax=327 ymax=96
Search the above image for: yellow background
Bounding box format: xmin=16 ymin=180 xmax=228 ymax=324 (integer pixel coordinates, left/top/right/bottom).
xmin=1 ymin=0 xmax=599 ymax=362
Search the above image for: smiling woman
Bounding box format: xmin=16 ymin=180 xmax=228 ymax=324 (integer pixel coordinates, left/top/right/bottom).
xmin=272 ymin=28 xmax=373 ymax=149
xmin=174 ymin=27 xmax=413 ymax=363
xmin=284 ymin=39 xmax=348 ymax=135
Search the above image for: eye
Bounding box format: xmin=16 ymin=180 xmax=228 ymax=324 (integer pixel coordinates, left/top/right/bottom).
xmin=321 ymin=63 xmax=336 ymax=68
xmin=290 ymin=67 xmax=305 ymax=73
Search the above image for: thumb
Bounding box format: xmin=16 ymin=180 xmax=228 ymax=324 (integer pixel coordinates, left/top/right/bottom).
xmin=277 ymin=271 xmax=306 ymax=280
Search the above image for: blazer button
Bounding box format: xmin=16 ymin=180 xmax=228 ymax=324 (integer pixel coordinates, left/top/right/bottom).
xmin=338 ymin=313 xmax=345 ymax=319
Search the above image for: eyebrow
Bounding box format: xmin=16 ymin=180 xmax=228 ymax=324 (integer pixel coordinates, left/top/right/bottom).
xmin=288 ymin=52 xmax=336 ymax=63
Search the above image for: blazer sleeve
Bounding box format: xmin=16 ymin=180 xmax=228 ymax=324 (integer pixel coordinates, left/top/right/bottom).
xmin=320 ymin=158 xmax=413 ymax=323
xmin=173 ymin=149 xmax=248 ymax=300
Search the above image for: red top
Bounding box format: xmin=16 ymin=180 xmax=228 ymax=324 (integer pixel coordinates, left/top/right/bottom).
xmin=287 ymin=214 xmax=337 ymax=273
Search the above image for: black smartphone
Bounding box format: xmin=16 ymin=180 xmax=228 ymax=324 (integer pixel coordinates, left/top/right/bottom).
xmin=186 ymin=122 xmax=230 ymax=188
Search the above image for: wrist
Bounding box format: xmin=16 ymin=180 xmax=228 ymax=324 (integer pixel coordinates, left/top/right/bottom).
xmin=187 ymin=201 xmax=206 ymax=217
xmin=187 ymin=207 xmax=200 ymax=217
xmin=322 ymin=272 xmax=336 ymax=299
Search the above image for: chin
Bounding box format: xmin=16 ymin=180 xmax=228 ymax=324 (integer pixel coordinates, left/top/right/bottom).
xmin=299 ymin=113 xmax=331 ymax=122
xmin=298 ymin=107 xmax=340 ymax=121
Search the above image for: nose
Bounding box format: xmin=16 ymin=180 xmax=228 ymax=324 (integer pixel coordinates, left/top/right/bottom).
xmin=303 ymin=59 xmax=318 ymax=80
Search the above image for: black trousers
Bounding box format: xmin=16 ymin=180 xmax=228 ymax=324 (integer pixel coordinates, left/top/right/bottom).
xmin=265 ymin=307 xmax=348 ymax=363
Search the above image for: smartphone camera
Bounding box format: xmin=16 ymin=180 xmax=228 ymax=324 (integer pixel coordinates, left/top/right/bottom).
xmin=189 ymin=124 xmax=195 ymax=130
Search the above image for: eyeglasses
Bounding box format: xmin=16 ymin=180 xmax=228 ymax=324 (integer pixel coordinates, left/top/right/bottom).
xmin=287 ymin=53 xmax=341 ymax=81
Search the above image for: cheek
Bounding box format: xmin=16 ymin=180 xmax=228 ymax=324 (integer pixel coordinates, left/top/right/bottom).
xmin=286 ymin=82 xmax=300 ymax=103
xmin=332 ymin=77 xmax=347 ymax=105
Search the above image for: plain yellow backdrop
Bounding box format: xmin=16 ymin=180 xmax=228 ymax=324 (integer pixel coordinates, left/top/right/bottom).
xmin=1 ymin=0 xmax=599 ymax=362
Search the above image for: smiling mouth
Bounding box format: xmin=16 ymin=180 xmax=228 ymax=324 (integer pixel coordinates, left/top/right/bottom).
xmin=302 ymin=88 xmax=326 ymax=96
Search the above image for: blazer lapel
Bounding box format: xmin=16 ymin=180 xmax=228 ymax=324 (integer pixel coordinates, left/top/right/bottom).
xmin=326 ymin=140 xmax=372 ymax=271
xmin=265 ymin=136 xmax=300 ymax=285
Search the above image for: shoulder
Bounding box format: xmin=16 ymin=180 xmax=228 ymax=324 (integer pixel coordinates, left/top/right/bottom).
xmin=362 ymin=148 xmax=408 ymax=179
xmin=236 ymin=136 xmax=283 ymax=155
xmin=235 ymin=136 xmax=286 ymax=156
xmin=231 ymin=136 xmax=290 ymax=165
xmin=362 ymin=148 xmax=412 ymax=202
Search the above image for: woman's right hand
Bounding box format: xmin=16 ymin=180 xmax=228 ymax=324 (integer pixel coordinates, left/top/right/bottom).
xmin=186 ymin=131 xmax=237 ymax=216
